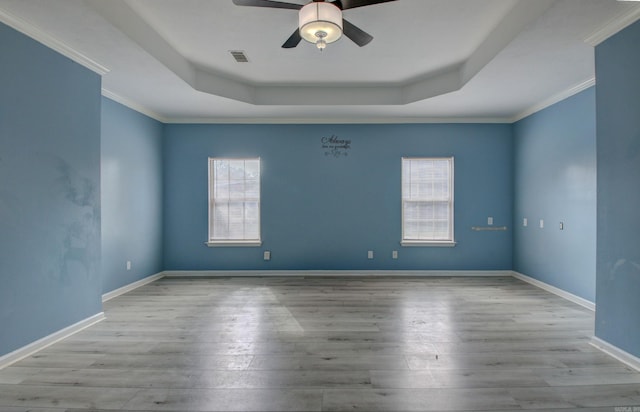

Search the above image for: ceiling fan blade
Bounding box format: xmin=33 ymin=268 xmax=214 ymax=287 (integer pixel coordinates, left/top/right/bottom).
xmin=342 ymin=18 xmax=373 ymax=47
xmin=332 ymin=0 xmax=396 ymax=11
xmin=282 ymin=28 xmax=302 ymax=48
xmin=232 ymin=0 xmax=302 ymax=10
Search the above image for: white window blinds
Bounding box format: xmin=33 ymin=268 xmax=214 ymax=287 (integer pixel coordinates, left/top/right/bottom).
xmin=402 ymin=157 xmax=454 ymax=245
xmin=208 ymin=158 xmax=261 ymax=246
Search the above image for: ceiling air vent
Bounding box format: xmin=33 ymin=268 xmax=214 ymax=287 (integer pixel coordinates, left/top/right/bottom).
xmin=229 ymin=50 xmax=249 ymax=63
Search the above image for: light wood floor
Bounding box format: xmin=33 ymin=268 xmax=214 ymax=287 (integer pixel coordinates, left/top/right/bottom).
xmin=1 ymin=276 xmax=639 ymax=411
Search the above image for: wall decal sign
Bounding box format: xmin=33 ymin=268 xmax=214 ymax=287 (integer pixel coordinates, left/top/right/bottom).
xmin=321 ymin=135 xmax=351 ymax=158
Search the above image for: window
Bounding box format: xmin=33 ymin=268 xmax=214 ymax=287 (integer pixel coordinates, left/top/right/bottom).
xmin=207 ymin=158 xmax=261 ymax=246
xmin=401 ymin=157 xmax=455 ymax=246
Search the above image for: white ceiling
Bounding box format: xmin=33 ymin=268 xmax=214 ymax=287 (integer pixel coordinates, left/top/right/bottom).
xmin=1 ymin=0 xmax=639 ymax=123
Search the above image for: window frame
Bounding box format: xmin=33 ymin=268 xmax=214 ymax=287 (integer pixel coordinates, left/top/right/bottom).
xmin=206 ymin=157 xmax=262 ymax=247
xmin=401 ymin=157 xmax=456 ymax=247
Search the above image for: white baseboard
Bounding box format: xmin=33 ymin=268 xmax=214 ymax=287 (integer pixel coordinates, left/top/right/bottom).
xmin=591 ymin=336 xmax=640 ymax=372
xmin=511 ymin=271 xmax=595 ymax=311
xmin=0 ymin=312 xmax=105 ymax=370
xmin=102 ymin=272 xmax=164 ymax=302
xmin=0 ymin=271 xmax=163 ymax=370
xmin=162 ymin=270 xmax=514 ymax=277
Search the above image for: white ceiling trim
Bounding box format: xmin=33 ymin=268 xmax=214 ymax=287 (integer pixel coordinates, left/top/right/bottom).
xmin=510 ymin=77 xmax=596 ymax=123
xmin=584 ymin=2 xmax=640 ymax=46
xmin=102 ymin=88 xmax=168 ymax=123
xmin=89 ymin=0 xmax=553 ymax=106
xmin=0 ymin=7 xmax=110 ymax=75
xmin=162 ymin=116 xmax=512 ymax=125
xmin=104 ymin=77 xmax=595 ymax=125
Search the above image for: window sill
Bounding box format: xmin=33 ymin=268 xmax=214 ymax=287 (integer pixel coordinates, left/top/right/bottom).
xmin=401 ymin=240 xmax=457 ymax=247
xmin=206 ymin=241 xmax=262 ymax=247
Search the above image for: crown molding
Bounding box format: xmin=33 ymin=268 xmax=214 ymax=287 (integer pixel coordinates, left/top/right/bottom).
xmin=510 ymin=78 xmax=595 ymax=123
xmin=584 ymin=3 xmax=640 ymax=46
xmin=0 ymin=7 xmax=109 ymax=75
xmin=103 ymin=78 xmax=598 ymax=125
xmin=100 ymin=91 xmax=513 ymax=124
xmin=162 ymin=116 xmax=511 ymax=125
xmin=101 ymin=89 xmax=168 ymax=123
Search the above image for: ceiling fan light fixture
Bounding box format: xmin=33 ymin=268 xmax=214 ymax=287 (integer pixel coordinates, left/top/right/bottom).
xmin=299 ymin=2 xmax=343 ymax=47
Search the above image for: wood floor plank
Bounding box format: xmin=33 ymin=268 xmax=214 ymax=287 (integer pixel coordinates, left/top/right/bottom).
xmin=321 ymin=387 xmax=521 ymax=411
xmin=0 ymin=384 xmax=139 ymax=409
xmin=0 ymin=276 xmax=637 ymax=412
xmin=121 ymin=388 xmax=323 ymax=411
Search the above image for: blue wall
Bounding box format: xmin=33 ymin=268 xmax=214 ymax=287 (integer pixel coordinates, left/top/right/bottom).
xmin=513 ymin=88 xmax=597 ymax=302
xmin=163 ymin=124 xmax=513 ymax=271
xmin=101 ymin=98 xmax=164 ymax=294
xmin=595 ymin=20 xmax=640 ymax=358
xmin=0 ymin=23 xmax=102 ymax=356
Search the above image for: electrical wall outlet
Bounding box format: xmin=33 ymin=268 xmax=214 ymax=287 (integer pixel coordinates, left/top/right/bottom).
xmin=392 ymin=250 xmax=398 ymax=259
xmin=559 ymin=222 xmax=564 ymax=230
xmin=263 ymin=251 xmax=271 ymax=261
xmin=126 ymin=261 xmax=131 ymax=271
xmin=523 ymin=218 xmax=528 ymax=227
xmin=487 ymin=216 xmax=493 ymax=225
xmin=367 ymin=250 xmax=374 ymax=259
xmin=539 ymin=219 xmax=544 ymax=229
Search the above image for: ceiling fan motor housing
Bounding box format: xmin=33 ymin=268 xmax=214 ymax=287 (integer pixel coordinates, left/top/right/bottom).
xmin=299 ymin=2 xmax=343 ymax=44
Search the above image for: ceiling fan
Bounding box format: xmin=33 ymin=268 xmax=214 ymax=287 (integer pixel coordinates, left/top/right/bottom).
xmin=232 ymin=0 xmax=397 ymax=50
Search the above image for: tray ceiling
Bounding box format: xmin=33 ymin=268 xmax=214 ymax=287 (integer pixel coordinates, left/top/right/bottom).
xmin=0 ymin=0 xmax=638 ymax=122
